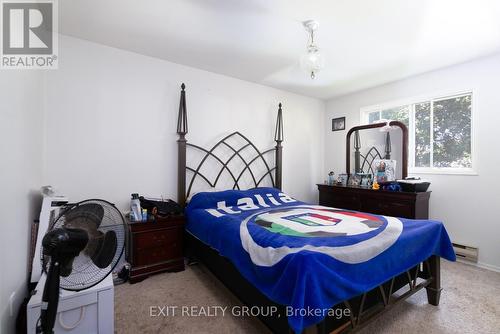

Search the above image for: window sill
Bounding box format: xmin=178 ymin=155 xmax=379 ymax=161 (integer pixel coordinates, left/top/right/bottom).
xmin=409 ymin=168 xmax=478 ymax=176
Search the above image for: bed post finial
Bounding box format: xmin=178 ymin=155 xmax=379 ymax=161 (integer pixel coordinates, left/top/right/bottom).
xmin=177 ymin=83 xmax=188 ymax=136
xmin=275 ymin=103 xmax=283 ymax=142
xmin=177 ymin=83 xmax=188 ymax=207
xmin=274 ymin=103 xmax=283 ymax=190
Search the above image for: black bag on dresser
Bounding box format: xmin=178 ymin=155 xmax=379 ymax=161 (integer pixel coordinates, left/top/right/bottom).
xmin=139 ymin=197 xmax=183 ymax=217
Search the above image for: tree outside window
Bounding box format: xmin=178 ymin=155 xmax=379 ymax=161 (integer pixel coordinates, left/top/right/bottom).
xmin=365 ymin=93 xmax=472 ymax=172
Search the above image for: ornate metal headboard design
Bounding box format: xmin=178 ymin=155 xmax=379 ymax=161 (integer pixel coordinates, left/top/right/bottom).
xmin=346 ymin=121 xmax=408 ymax=178
xmin=176 ymin=84 xmax=284 ymax=207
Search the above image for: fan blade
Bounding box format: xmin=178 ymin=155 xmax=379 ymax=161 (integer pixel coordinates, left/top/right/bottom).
xmin=83 ymin=230 xmax=103 ymax=258
xmin=91 ymin=230 xmax=117 ymax=269
xmin=64 ymin=203 xmax=104 ymax=230
xmin=60 ymin=256 xmax=75 ymax=277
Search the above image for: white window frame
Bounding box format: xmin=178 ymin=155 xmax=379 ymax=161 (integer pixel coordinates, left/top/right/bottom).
xmin=360 ymin=89 xmax=477 ymax=175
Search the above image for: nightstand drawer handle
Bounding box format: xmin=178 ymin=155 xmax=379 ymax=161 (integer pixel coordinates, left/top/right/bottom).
xmin=152 ymin=234 xmax=167 ymax=242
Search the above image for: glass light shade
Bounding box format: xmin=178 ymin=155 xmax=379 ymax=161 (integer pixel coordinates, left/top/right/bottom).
xmin=300 ymin=46 xmax=325 ymax=79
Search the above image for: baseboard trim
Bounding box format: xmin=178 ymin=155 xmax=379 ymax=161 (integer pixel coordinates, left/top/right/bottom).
xmin=477 ymin=261 xmax=500 ymax=273
xmin=456 ymin=258 xmax=500 ymax=273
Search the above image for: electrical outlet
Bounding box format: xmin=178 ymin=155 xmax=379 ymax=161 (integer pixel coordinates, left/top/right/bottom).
xmin=9 ymin=291 xmax=16 ymax=316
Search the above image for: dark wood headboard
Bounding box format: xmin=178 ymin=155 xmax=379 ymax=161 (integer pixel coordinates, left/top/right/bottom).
xmin=176 ymin=83 xmax=284 ymax=207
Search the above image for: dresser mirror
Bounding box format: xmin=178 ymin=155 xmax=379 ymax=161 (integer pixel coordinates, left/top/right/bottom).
xmin=346 ymin=121 xmax=409 ymax=180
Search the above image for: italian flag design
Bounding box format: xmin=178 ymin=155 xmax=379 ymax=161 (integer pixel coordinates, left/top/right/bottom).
xmin=254 ymin=208 xmax=383 ymax=238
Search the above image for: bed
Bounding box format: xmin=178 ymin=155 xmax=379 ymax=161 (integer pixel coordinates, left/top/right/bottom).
xmin=174 ymin=84 xmax=456 ymax=333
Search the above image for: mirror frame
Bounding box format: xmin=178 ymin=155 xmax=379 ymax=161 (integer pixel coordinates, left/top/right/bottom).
xmin=346 ymin=121 xmax=409 ymax=178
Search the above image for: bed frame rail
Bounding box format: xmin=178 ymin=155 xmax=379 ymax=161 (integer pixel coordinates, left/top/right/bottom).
xmin=336 ymin=256 xmax=441 ymax=333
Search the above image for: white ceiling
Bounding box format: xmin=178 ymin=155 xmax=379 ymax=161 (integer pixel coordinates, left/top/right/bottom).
xmin=59 ymin=0 xmax=500 ymax=100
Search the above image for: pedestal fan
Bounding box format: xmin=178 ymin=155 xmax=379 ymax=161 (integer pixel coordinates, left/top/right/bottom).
xmin=37 ymin=199 xmax=125 ymax=334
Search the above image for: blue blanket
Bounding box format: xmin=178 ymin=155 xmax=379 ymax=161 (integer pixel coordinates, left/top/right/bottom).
xmin=185 ymin=188 xmax=455 ymax=333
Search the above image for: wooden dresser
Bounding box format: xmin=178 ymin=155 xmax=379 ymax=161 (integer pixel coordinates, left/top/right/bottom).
xmin=127 ymin=215 xmax=185 ymax=283
xmin=317 ymin=184 xmax=431 ymax=219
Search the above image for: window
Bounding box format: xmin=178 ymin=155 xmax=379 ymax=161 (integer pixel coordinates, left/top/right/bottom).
xmin=363 ymin=93 xmax=474 ymax=174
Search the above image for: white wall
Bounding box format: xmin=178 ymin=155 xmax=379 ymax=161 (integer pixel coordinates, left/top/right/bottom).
xmin=44 ymin=35 xmax=325 ymax=211
xmin=0 ymin=71 xmax=44 ymax=333
xmin=0 ymin=35 xmax=324 ymax=332
xmin=325 ymin=52 xmax=500 ymax=270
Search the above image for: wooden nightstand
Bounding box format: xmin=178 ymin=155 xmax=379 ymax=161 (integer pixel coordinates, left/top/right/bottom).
xmin=127 ymin=215 xmax=185 ymax=283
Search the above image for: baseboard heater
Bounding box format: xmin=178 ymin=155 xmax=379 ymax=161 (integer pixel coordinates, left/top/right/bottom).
xmin=452 ymin=242 xmax=478 ymax=263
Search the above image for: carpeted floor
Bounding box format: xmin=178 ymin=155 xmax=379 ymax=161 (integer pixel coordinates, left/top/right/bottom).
xmin=115 ymin=260 xmax=500 ymax=333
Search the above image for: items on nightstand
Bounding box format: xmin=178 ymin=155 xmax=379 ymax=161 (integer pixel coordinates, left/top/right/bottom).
xmin=127 ymin=215 xmax=185 ymax=283
xmin=130 ymin=193 xmax=142 ymax=222
xmin=139 ymin=196 xmax=183 ymax=217
xmin=129 ymin=194 xmax=183 ymax=222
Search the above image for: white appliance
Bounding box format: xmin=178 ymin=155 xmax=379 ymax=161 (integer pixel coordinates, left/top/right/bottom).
xmin=28 ymin=187 xmax=115 ymax=333
xmin=27 ymin=274 xmax=114 ymax=334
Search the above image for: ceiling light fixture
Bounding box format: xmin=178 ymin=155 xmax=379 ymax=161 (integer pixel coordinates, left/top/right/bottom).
xmin=300 ymin=20 xmax=325 ymax=79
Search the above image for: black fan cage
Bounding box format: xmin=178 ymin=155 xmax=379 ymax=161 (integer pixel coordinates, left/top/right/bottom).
xmin=41 ymin=199 xmax=126 ymax=291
